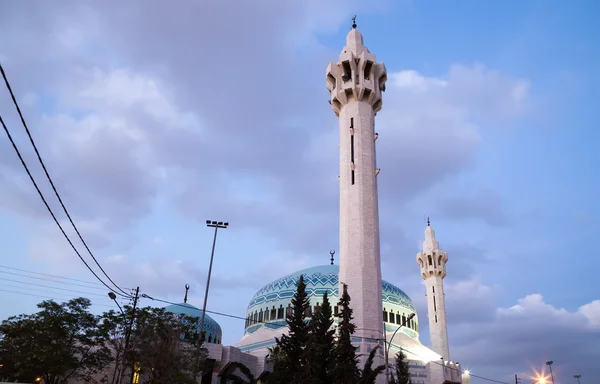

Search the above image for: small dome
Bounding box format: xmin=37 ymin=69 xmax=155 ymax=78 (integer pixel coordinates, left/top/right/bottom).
xmin=164 ymin=302 xmax=223 ymax=344
xmin=244 ymin=265 xmax=419 ymax=339
xmin=346 ymin=28 xmax=364 ymax=47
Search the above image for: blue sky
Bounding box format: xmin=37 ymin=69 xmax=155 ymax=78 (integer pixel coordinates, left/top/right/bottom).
xmin=0 ymin=1 xmax=598 ymax=383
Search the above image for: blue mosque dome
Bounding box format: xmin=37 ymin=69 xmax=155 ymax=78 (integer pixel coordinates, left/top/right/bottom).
xmin=164 ymin=302 xmax=223 ymax=344
xmin=244 ymin=265 xmax=420 ymax=339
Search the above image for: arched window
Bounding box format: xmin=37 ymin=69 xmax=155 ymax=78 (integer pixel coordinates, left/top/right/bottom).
xmin=428 ymin=256 xmax=432 ymax=266
xmin=271 ymin=306 xmax=276 ymax=319
xmin=383 ymin=308 xmax=388 ymax=322
xmin=277 ymin=305 xmax=284 ymax=319
xmin=438 ymin=255 xmax=443 ymax=265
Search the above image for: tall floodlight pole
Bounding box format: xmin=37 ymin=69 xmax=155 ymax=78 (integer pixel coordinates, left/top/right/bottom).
xmin=200 ymin=220 xmax=228 ymax=339
xmin=573 ymin=374 xmax=581 ymax=384
xmin=546 ymin=361 xmax=555 ymax=384
xmin=385 ymin=313 xmax=415 ymax=384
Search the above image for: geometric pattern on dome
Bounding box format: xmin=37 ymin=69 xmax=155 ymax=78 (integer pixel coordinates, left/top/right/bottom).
xmin=247 ymin=265 xmax=415 ymax=312
xmin=164 ymin=303 xmax=223 ymax=344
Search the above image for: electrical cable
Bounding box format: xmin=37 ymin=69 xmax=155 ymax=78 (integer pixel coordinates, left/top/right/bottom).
xmin=142 ymin=295 xmax=251 ymax=322
xmin=0 ymin=114 xmax=129 ymax=299
xmin=0 ymin=63 xmax=130 ymax=297
xmin=389 ymin=341 xmax=510 ymax=384
xmin=0 ymin=263 xmax=112 ymax=286
xmin=0 ymin=288 xmax=116 ymax=308
xmin=0 ymin=269 xmax=117 ymax=291
xmin=0 ymin=276 xmax=116 ymax=298
xmin=145 ymin=294 xmax=509 ymax=384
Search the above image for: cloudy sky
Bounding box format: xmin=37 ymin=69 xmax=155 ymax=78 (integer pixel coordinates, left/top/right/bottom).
xmin=0 ymin=0 xmax=598 ymax=382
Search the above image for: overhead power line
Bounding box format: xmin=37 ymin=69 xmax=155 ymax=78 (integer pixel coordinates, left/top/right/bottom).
xmin=0 ymin=114 xmax=129 ymax=299
xmin=0 ymin=276 xmax=115 ymax=298
xmin=0 ymin=269 xmax=116 ymax=291
xmin=0 ymin=264 xmax=133 ymax=290
xmin=0 ymin=63 xmax=130 ymax=297
xmin=0 ymin=264 xmax=109 ymax=286
xmin=0 ymin=288 xmax=116 ymax=308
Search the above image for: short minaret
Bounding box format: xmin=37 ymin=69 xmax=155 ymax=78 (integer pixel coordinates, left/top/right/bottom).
xmin=326 ymin=17 xmax=387 ymax=366
xmin=416 ymin=219 xmax=450 ymax=362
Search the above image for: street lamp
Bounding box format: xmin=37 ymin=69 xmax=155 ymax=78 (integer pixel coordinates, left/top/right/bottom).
xmin=108 ymin=292 xmax=125 ymax=315
xmin=199 ymin=220 xmax=229 ymax=340
xmin=385 ymin=313 xmax=416 ymax=384
xmin=546 ymin=361 xmax=555 ymax=384
xmin=573 ymin=374 xmax=581 ymax=384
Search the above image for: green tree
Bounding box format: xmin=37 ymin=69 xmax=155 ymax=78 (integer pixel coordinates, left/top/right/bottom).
xmin=110 ymin=306 xmax=208 ymax=384
xmin=269 ymin=274 xmax=310 ymax=384
xmin=0 ymin=297 xmax=111 ymax=384
xmin=304 ymin=291 xmax=335 ymax=384
xmin=218 ymin=361 xmax=257 ymax=384
xmin=358 ymin=345 xmax=386 ymax=384
xmin=391 ymin=350 xmax=412 ymax=384
xmin=332 ymin=283 xmax=359 ymax=384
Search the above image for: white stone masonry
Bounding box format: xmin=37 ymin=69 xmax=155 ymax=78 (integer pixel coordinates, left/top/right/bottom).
xmin=416 ymin=221 xmax=451 ymax=384
xmin=326 ymin=25 xmax=387 ymax=369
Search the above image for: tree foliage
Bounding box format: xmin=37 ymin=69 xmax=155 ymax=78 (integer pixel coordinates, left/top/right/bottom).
xmin=332 ymin=283 xmax=359 ymax=384
xmin=104 ymin=305 xmax=208 ymax=384
xmin=0 ymin=298 xmax=111 ymax=384
xmin=391 ymin=350 xmax=412 ymax=384
xmin=0 ymin=298 xmax=208 ymax=384
xmin=358 ymin=345 xmax=386 ymax=384
xmin=304 ymin=291 xmax=335 ymax=384
xmin=269 ymin=274 xmax=310 ymax=384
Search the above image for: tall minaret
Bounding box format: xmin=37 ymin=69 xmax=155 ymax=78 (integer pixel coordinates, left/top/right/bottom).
xmin=416 ymin=219 xmax=450 ymax=362
xmin=326 ymin=18 xmax=387 ymax=365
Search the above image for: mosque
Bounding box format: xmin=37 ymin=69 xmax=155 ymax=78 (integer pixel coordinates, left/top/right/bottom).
xmin=79 ymin=21 xmax=471 ymax=384
xmin=155 ymin=21 xmax=470 ymax=384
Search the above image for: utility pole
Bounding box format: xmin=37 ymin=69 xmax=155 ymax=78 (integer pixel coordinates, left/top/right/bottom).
xmin=573 ymin=374 xmax=581 ymax=384
xmin=122 ymin=287 xmax=139 ymax=384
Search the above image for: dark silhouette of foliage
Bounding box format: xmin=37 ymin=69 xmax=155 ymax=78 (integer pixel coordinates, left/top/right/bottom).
xmin=391 ymin=350 xmax=412 ymax=384
xmin=0 ymin=298 xmax=111 ymax=384
xmin=269 ymin=274 xmax=310 ymax=384
xmin=112 ymin=306 xmax=208 ymax=384
xmin=305 ymin=291 xmax=335 ymax=384
xmin=332 ymin=283 xmax=359 ymax=384
xmin=358 ymin=345 xmax=386 ymax=384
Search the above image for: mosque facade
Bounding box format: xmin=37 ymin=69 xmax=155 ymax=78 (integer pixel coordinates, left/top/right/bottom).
xmin=75 ymin=22 xmax=470 ymax=384
xmin=183 ymin=21 xmax=468 ymax=384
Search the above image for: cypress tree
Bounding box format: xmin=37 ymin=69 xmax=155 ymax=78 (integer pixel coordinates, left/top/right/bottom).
xmin=394 ymin=350 xmax=412 ymax=384
xmin=332 ymin=283 xmax=359 ymax=384
xmin=269 ymin=274 xmax=310 ymax=384
xmin=305 ymin=292 xmax=335 ymax=384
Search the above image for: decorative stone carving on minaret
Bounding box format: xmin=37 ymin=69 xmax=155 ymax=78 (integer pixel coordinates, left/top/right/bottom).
xmin=326 ymin=20 xmax=387 ymax=117
xmin=416 ymin=219 xmax=451 ymax=373
xmin=326 ymin=18 xmax=387 ymax=370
